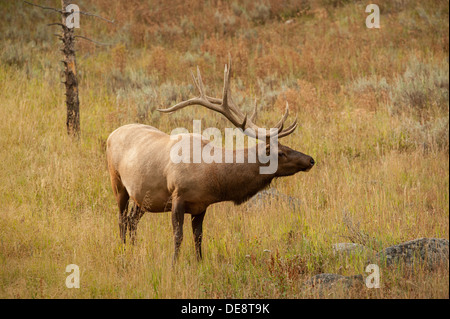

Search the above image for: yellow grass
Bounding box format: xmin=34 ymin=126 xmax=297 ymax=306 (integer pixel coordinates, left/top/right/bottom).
xmin=0 ymin=0 xmax=448 ymax=298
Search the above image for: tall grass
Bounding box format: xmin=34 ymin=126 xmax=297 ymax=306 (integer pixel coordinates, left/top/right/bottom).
xmin=0 ymin=0 xmax=448 ymax=298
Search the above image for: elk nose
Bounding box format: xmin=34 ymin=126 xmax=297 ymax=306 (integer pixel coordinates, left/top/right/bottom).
xmin=310 ymin=158 xmax=315 ymax=166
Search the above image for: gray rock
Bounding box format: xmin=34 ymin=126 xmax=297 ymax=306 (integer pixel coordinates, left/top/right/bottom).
xmin=246 ymin=188 xmax=301 ymax=211
xmin=373 ymin=238 xmax=449 ymax=269
xmin=303 ymin=273 xmax=364 ymax=291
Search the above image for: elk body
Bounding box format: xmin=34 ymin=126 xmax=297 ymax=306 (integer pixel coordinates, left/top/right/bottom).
xmin=106 ymin=59 xmax=315 ymax=262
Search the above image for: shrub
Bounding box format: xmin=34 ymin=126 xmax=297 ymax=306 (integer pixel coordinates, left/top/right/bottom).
xmin=214 ymin=10 xmax=237 ymax=35
xmin=350 ymin=57 xmax=449 ymax=151
xmin=397 ymin=116 xmax=449 ymax=152
xmin=388 ymin=57 xmax=449 ymax=114
xmin=350 ymin=57 xmax=449 ymax=115
xmin=249 ymin=2 xmax=271 ymax=24
xmin=351 ymin=75 xmax=390 ymax=111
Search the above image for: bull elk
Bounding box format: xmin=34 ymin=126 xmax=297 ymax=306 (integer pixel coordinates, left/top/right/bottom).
xmin=106 ymin=58 xmax=315 ymax=262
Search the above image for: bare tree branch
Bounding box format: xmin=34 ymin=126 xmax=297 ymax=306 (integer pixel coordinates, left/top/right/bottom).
xmin=73 ymin=11 xmax=115 ymax=24
xmin=24 ymin=1 xmax=63 ymax=14
xmin=24 ymin=1 xmax=115 ymax=24
xmin=47 ymin=22 xmax=66 ymax=28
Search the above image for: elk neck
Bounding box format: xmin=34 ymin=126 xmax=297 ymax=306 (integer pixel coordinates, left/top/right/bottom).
xmin=213 ymin=145 xmax=274 ymax=205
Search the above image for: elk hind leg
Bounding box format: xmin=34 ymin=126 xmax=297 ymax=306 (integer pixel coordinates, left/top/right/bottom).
xmin=172 ymin=200 xmax=185 ymax=264
xmin=128 ymin=203 xmax=144 ymax=245
xmin=110 ymin=172 xmax=130 ymax=244
xmin=117 ymin=190 xmax=130 ymax=244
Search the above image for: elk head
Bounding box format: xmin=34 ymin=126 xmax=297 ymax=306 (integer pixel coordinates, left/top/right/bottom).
xmin=158 ymin=56 xmax=315 ymax=177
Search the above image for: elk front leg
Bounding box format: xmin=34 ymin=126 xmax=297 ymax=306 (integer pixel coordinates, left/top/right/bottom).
xmin=172 ymin=200 xmax=185 ymax=263
xmin=191 ymin=211 xmax=206 ymax=261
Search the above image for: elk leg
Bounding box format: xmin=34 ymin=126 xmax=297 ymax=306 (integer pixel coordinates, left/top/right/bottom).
xmin=191 ymin=211 xmax=206 ymax=261
xmin=171 ymin=200 xmax=185 ymax=263
xmin=110 ymin=169 xmax=130 ymax=245
xmin=128 ymin=204 xmax=144 ymax=245
xmin=117 ymin=191 xmax=130 ymax=245
xmin=126 ymin=201 xmax=135 ymax=241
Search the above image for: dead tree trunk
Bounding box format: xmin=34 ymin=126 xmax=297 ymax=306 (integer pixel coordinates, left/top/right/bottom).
xmin=24 ymin=0 xmax=114 ymax=139
xmin=61 ymin=0 xmax=80 ymax=138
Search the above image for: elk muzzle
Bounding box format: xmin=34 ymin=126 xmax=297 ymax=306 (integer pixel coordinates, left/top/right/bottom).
xmin=296 ymin=152 xmax=315 ymax=172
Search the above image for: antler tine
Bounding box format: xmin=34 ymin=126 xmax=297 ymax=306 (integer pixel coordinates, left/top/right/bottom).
xmin=222 ymin=57 xmax=241 ymax=117
xmin=158 ymin=67 xmax=222 ymax=114
xmin=241 ymin=113 xmax=248 ymax=130
xmin=190 ymin=70 xmax=201 ymax=93
xmin=157 ymin=68 xmax=221 ymax=114
xmin=273 ymin=102 xmax=290 ymax=132
xmin=221 ymin=56 xmax=239 ymax=114
xmin=255 ymin=103 xmax=296 ymax=141
xmin=224 ymin=53 xmax=232 ymax=97
xmin=277 ymin=117 xmax=298 ymax=139
xmin=218 ymin=56 xmax=249 ymax=129
xmin=222 ymin=63 xmax=230 ymax=105
xmin=157 ymin=96 xmax=222 ymax=114
xmin=222 ymin=57 xmax=231 ymax=113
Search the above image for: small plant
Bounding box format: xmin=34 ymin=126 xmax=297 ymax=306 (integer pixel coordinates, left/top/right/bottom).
xmin=342 ymin=211 xmax=381 ymax=250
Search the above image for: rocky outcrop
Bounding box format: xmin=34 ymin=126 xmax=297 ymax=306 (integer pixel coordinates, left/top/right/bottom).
xmin=372 ymin=238 xmax=449 ymax=269
xmin=300 ymin=238 xmax=449 ymax=296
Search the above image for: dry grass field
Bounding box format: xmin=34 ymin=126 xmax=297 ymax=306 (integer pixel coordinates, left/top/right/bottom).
xmin=0 ymin=0 xmax=448 ymax=298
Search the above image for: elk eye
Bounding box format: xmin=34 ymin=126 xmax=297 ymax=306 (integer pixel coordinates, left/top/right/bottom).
xmin=278 ymin=151 xmax=286 ymax=158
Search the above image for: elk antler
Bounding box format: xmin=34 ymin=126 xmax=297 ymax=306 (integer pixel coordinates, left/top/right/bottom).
xmin=157 ymin=56 xmax=298 ymax=142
